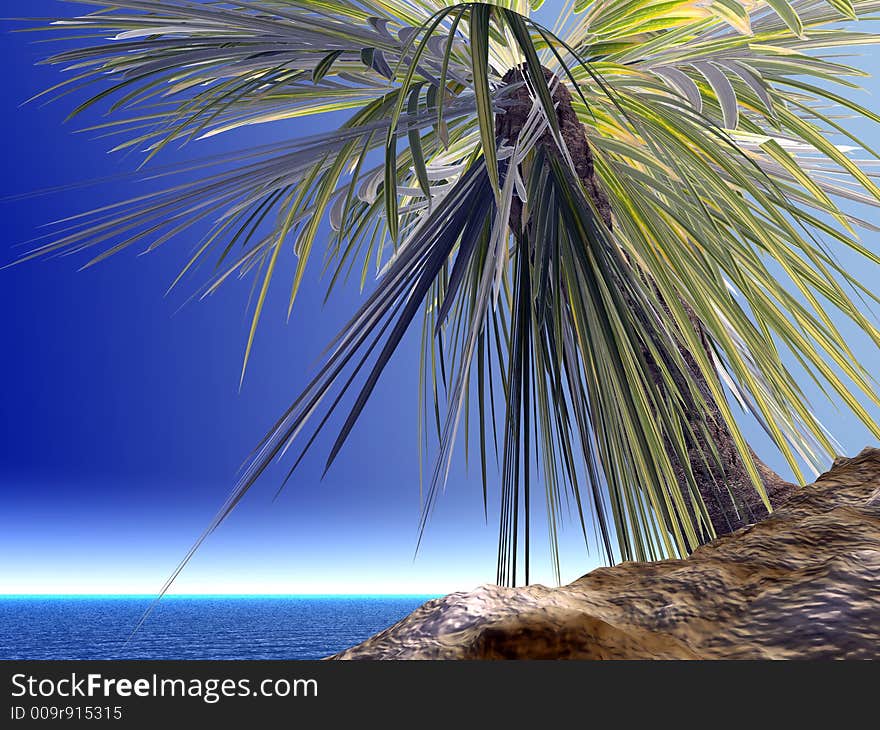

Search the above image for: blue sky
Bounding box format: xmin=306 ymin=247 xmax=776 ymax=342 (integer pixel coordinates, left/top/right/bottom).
xmin=1 ymin=1 xmax=879 ymax=595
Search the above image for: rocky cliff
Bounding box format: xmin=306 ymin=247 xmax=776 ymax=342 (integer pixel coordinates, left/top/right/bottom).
xmin=332 ymin=448 xmax=880 ymax=659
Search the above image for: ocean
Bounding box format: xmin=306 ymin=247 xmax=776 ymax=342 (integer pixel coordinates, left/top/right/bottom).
xmin=0 ymin=596 xmax=436 ymax=660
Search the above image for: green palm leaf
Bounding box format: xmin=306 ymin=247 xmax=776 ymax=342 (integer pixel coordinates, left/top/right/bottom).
xmin=14 ymin=0 xmax=880 ymax=591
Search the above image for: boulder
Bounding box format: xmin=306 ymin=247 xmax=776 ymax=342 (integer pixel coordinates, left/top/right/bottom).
xmin=332 ymin=447 xmax=880 ymax=659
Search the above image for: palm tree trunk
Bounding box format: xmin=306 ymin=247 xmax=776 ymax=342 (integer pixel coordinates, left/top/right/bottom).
xmin=497 ymin=66 xmax=794 ymax=542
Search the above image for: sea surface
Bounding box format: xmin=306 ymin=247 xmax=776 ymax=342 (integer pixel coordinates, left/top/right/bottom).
xmin=0 ymin=596 xmax=437 ymax=660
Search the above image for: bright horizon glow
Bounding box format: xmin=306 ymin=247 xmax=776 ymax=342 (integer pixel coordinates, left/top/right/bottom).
xmin=0 ymin=530 xmax=584 ymax=597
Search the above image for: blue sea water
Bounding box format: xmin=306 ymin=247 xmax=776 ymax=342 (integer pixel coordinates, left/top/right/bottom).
xmin=0 ymin=596 xmax=436 ymax=660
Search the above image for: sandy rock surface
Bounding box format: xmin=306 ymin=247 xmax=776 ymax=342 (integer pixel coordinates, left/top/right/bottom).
xmin=332 ymin=448 xmax=880 ymax=659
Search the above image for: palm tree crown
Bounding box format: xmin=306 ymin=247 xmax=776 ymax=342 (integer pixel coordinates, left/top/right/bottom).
xmin=19 ymin=0 xmax=880 ymax=586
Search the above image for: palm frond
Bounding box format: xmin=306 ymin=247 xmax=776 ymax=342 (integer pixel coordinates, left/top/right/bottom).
xmin=16 ymin=0 xmax=880 ymax=587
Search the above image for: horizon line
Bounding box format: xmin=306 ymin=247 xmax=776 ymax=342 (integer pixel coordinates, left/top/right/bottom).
xmin=0 ymin=592 xmax=444 ymax=598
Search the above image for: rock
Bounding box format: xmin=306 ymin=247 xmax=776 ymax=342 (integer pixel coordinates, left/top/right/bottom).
xmin=331 ymin=447 xmax=880 ymax=659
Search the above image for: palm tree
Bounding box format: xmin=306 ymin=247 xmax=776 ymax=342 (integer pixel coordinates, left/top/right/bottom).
xmin=18 ymin=0 xmax=880 ymax=588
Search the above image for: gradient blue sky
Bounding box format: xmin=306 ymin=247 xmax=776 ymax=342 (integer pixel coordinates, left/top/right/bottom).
xmin=1 ymin=1 xmax=879 ymax=595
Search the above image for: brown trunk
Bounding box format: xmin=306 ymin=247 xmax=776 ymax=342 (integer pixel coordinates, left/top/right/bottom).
xmin=496 ymin=66 xmax=794 ymax=543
